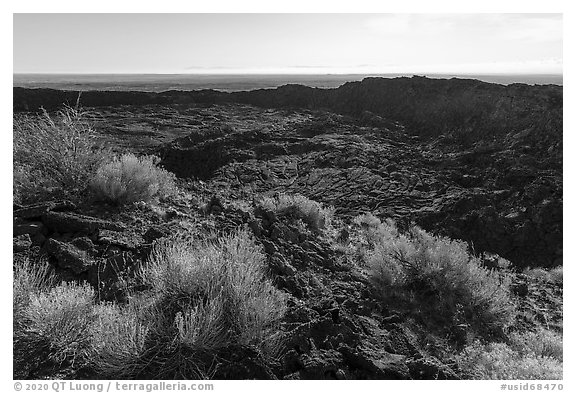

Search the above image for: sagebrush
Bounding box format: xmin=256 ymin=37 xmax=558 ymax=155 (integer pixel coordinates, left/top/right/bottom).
xmin=13 ymin=106 xmax=110 ymax=204
xmin=13 ymin=274 xmax=95 ymax=378
xmin=142 ymin=230 xmax=286 ymax=352
xmin=457 ymin=329 xmax=563 ymax=379
xmin=257 ymin=193 xmax=334 ymax=232
xmin=360 ymin=215 xmax=516 ymax=335
xmin=95 ymin=230 xmax=285 ymax=378
xmin=523 ymin=266 xmax=563 ymax=284
xmin=91 ymin=153 xmax=177 ymax=205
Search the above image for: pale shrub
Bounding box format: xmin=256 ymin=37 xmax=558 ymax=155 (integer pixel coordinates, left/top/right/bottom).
xmin=363 ymin=216 xmax=515 ymax=333
xmin=143 ymin=230 xmax=286 ymax=351
xmin=13 ymin=258 xmax=55 ymax=320
xmin=91 ymin=153 xmax=177 ymax=205
xmin=508 ymin=329 xmax=563 ymax=361
xmin=524 ymin=266 xmax=563 ymax=284
xmin=257 ymin=193 xmax=334 ymax=232
xmin=548 ymin=266 xmax=563 ymax=284
xmin=457 ymin=329 xmax=562 ymax=379
xmin=90 ymin=300 xmax=151 ymax=379
xmin=14 ymin=281 xmax=95 ymax=377
xmin=87 ymin=231 xmax=287 ymax=378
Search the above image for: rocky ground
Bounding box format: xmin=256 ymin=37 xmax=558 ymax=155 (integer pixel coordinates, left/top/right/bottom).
xmin=79 ymin=102 xmax=562 ymax=269
xmin=13 ymin=78 xmax=563 ymax=379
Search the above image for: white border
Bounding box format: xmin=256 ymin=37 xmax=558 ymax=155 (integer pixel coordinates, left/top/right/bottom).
xmin=3 ymin=2 xmax=572 ymax=391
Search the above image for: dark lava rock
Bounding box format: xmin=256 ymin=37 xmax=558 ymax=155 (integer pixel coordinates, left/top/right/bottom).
xmin=338 ymin=343 xmax=409 ymax=379
xmin=98 ymin=229 xmax=145 ymax=250
xmin=203 ymin=345 xmax=277 ymax=380
xmin=46 ymin=238 xmax=97 ymax=274
xmin=143 ymin=226 xmax=170 ymax=243
xmin=268 ymin=252 xmax=297 ymax=276
xmin=14 ymin=200 xmax=76 ymax=219
xmin=70 ymin=236 xmax=97 ymax=254
xmin=14 ymin=221 xmax=45 ymax=237
xmin=42 ymin=211 xmax=125 ymax=235
xmin=407 ymin=357 xmax=459 ymax=380
xmin=298 ymin=349 xmax=346 ymax=379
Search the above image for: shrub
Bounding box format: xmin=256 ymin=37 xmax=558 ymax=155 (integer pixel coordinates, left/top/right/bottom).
xmin=549 ymin=266 xmax=563 ymax=284
xmin=14 ymin=281 xmax=95 ymax=378
xmin=362 ymin=216 xmax=515 ymax=335
xmin=524 ymin=266 xmax=563 ymax=284
xmin=90 ymin=231 xmax=286 ymax=378
xmin=90 ymin=300 xmax=151 ymax=379
xmin=143 ymin=230 xmax=286 ymax=350
xmin=13 ymin=106 xmax=110 ymax=204
xmin=353 ymin=212 xmax=382 ymax=231
xmin=13 ymin=258 xmax=56 ymax=320
xmin=257 ymin=193 xmax=334 ymax=232
xmin=508 ymin=329 xmax=563 ymax=361
xmin=457 ymin=329 xmax=563 ymax=379
xmin=91 ymin=153 xmax=177 ymax=205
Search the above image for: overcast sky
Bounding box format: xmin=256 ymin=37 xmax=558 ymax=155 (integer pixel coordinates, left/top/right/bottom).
xmin=13 ymin=13 xmax=562 ymax=74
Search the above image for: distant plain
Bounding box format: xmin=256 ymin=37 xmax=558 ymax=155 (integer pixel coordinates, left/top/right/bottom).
xmin=13 ymin=73 xmax=563 ymax=92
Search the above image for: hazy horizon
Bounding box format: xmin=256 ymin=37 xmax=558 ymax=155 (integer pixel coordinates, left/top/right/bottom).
xmin=13 ymin=72 xmax=563 ymax=93
xmin=13 ymin=72 xmax=564 ymax=76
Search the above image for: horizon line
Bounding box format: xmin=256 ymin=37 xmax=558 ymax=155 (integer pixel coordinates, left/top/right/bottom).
xmin=13 ymin=72 xmax=564 ymax=76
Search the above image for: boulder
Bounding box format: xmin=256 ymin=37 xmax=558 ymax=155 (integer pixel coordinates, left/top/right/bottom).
xmin=14 ymin=200 xmax=76 ymax=219
xmin=339 ymin=343 xmax=409 ymax=379
xmin=46 ymin=238 xmax=97 ymax=273
xmin=143 ymin=226 xmax=170 ymax=243
xmin=298 ymin=349 xmax=346 ymax=379
xmin=98 ymin=229 xmax=145 ymax=249
xmin=42 ymin=211 xmax=125 ymax=234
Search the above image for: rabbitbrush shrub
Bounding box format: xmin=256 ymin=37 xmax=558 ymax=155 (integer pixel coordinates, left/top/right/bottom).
xmin=91 ymin=153 xmax=177 ymax=205
xmin=143 ymin=230 xmax=286 ymax=351
xmin=13 ymin=106 xmax=110 ymax=204
xmin=457 ymin=329 xmax=563 ymax=379
xmin=13 ymin=269 xmax=95 ymax=378
xmin=91 ymin=230 xmax=286 ymax=379
xmin=90 ymin=300 xmax=151 ymax=379
xmin=524 ymin=266 xmax=563 ymax=284
xmin=13 ymin=258 xmax=56 ymax=321
xmin=257 ymin=193 xmax=334 ymax=232
xmin=361 ymin=216 xmax=516 ymax=335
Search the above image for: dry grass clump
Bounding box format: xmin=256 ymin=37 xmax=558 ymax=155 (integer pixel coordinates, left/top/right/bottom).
xmin=90 ymin=300 xmax=152 ymax=379
xmin=143 ymin=230 xmax=286 ymax=351
xmin=91 ymin=153 xmax=177 ymax=205
xmin=524 ymin=266 xmax=563 ymax=284
xmin=257 ymin=193 xmax=334 ymax=232
xmin=457 ymin=329 xmax=563 ymax=379
xmin=13 ymin=272 xmax=95 ymax=378
xmin=360 ymin=215 xmax=516 ymax=335
xmin=353 ymin=212 xmax=383 ymax=232
xmin=13 ymin=258 xmax=56 ymax=320
xmin=91 ymin=230 xmax=286 ymax=379
xmin=13 ymin=106 xmax=110 ymax=204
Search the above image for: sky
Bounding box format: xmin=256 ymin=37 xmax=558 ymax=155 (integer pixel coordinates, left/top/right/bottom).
xmin=13 ymin=13 xmax=563 ymax=75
